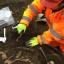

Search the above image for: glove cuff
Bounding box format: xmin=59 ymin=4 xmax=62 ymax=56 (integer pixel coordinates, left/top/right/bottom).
xmin=37 ymin=35 xmax=43 ymax=45
xmin=20 ymin=19 xmax=29 ymax=27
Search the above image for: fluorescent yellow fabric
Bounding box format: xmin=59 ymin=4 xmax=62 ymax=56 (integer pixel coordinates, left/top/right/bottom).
xmin=20 ymin=0 xmax=45 ymax=26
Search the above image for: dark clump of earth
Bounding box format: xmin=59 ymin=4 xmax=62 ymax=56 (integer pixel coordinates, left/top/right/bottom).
xmin=0 ymin=0 xmax=64 ymax=64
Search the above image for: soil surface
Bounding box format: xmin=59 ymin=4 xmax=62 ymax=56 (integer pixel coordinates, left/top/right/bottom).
xmin=0 ymin=0 xmax=64 ymax=64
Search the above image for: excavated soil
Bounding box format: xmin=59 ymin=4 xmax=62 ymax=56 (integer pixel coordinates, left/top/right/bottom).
xmin=0 ymin=0 xmax=64 ymax=64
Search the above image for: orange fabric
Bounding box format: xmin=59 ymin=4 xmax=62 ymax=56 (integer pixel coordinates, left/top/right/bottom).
xmin=20 ymin=0 xmax=45 ymax=26
xmin=60 ymin=44 xmax=64 ymax=52
xmin=49 ymin=41 xmax=59 ymax=47
xmin=42 ymin=30 xmax=54 ymax=44
xmin=38 ymin=29 xmax=64 ymax=52
xmin=20 ymin=19 xmax=29 ymax=27
xmin=32 ymin=0 xmax=45 ymax=13
xmin=45 ymin=8 xmax=53 ymax=28
xmin=19 ymin=0 xmax=64 ymax=51
xmin=37 ymin=35 xmax=43 ymax=45
xmin=45 ymin=8 xmax=52 ymax=19
xmin=45 ymin=8 xmax=64 ymax=23
xmin=40 ymin=8 xmax=64 ymax=52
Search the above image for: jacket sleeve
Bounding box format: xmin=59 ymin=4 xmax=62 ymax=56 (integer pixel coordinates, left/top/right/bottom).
xmin=20 ymin=0 xmax=45 ymax=27
xmin=37 ymin=29 xmax=54 ymax=45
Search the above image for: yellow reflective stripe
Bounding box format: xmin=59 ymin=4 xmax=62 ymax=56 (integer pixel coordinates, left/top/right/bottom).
xmin=29 ymin=4 xmax=39 ymax=15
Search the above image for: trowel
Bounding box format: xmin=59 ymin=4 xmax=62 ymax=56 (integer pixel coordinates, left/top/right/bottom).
xmin=39 ymin=44 xmax=64 ymax=64
xmin=39 ymin=47 xmax=55 ymax=64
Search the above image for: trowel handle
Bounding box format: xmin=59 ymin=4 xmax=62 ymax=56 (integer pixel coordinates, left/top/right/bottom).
xmin=39 ymin=47 xmax=48 ymax=62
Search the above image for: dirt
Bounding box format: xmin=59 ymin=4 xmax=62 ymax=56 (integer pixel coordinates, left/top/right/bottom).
xmin=0 ymin=0 xmax=64 ymax=64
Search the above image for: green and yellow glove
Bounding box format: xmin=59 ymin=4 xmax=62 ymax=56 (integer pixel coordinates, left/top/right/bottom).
xmin=17 ymin=24 xmax=26 ymax=34
xmin=26 ymin=37 xmax=39 ymax=47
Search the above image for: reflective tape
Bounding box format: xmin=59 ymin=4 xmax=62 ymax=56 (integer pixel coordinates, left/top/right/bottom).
xmin=40 ymin=35 xmax=46 ymax=44
xmin=46 ymin=18 xmax=63 ymax=39
xmin=40 ymin=11 xmax=64 ymax=43
xmin=22 ymin=16 xmax=31 ymax=22
xmin=50 ymin=27 xmax=63 ymax=39
xmin=29 ymin=4 xmax=39 ymax=15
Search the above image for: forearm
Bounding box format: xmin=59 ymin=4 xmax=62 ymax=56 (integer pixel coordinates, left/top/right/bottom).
xmin=37 ymin=30 xmax=54 ymax=45
xmin=20 ymin=0 xmax=45 ymax=27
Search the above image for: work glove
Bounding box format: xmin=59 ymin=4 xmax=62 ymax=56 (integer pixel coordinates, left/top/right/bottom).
xmin=17 ymin=24 xmax=26 ymax=34
xmin=26 ymin=37 xmax=39 ymax=47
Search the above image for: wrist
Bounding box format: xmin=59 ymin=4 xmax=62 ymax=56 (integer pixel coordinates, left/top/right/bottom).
xmin=37 ymin=35 xmax=43 ymax=45
xmin=20 ymin=19 xmax=29 ymax=27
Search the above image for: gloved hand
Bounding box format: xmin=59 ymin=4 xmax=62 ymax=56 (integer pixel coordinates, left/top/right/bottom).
xmin=26 ymin=37 xmax=39 ymax=47
xmin=17 ymin=24 xmax=26 ymax=34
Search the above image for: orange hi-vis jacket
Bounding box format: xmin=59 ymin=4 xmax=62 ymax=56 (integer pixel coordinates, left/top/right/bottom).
xmin=20 ymin=0 xmax=64 ymax=52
